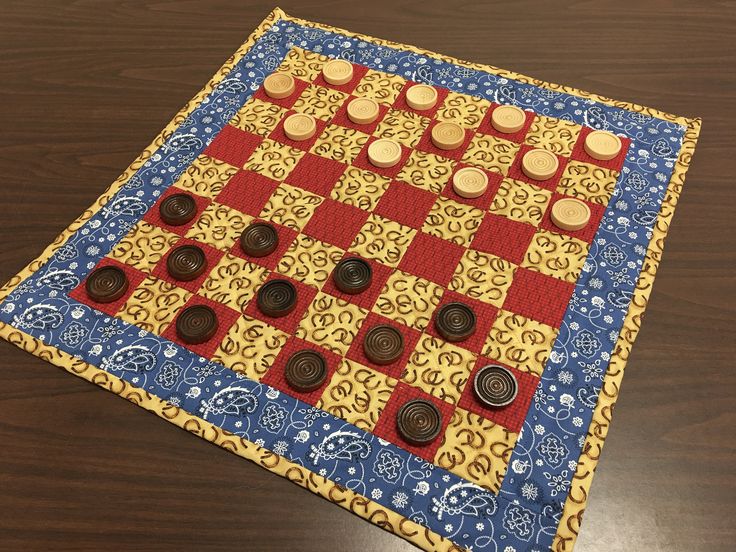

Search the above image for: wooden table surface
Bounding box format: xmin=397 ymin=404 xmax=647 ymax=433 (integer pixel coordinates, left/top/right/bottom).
xmin=1 ymin=1 xmax=733 ymax=550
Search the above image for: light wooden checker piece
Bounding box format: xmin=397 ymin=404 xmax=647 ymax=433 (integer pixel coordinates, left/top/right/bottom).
xmin=322 ymin=59 xmax=354 ymax=85
xmin=491 ymin=105 xmax=526 ymax=134
xmin=452 ymin=167 xmax=488 ymax=198
xmin=368 ymin=138 xmax=403 ymax=168
xmin=551 ymin=197 xmax=591 ymax=231
xmin=405 ymin=84 xmax=438 ymax=110
xmin=283 ymin=113 xmax=317 ymax=141
xmin=522 ymin=148 xmax=559 ymax=181
xmin=584 ymin=130 xmax=623 ymax=160
xmin=347 ymin=97 xmax=380 ymax=125
xmin=431 ymin=122 xmax=465 ymax=150
xmin=263 ymin=72 xmax=295 ymax=99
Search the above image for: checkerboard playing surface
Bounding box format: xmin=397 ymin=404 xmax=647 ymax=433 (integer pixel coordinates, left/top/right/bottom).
xmin=0 ymin=9 xmax=700 ymax=552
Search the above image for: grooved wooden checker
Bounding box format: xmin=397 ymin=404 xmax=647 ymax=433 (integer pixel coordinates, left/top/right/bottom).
xmin=584 ymin=130 xmax=623 ymax=160
xmin=368 ymin=138 xmax=402 ymax=168
xmin=431 ymin=121 xmax=465 ymax=150
xmin=405 ymin=84 xmax=437 ymax=110
xmin=522 ymin=148 xmax=559 ymax=180
xmin=452 ymin=167 xmax=488 ymax=198
xmin=263 ymin=72 xmax=295 ymax=99
xmin=283 ymin=113 xmax=317 ymax=141
xmin=550 ymin=197 xmax=591 ymax=231
xmin=347 ymin=97 xmax=380 ymax=124
xmin=322 ymin=59 xmax=354 ymax=85
xmin=491 ymin=105 xmax=526 ymax=133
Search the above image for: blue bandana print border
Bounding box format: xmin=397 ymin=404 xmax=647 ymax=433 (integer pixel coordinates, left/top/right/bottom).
xmin=0 ymin=18 xmax=685 ymax=552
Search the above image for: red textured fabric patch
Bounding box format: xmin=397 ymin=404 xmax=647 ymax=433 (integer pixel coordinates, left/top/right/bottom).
xmin=372 ymin=382 xmax=455 ymax=463
xmin=539 ymin=193 xmax=604 ymax=244
xmin=322 ymin=254 xmax=394 ymax=311
xmin=268 ymin=109 xmax=328 ymax=152
xmin=458 ymin=357 xmax=539 ymax=434
xmin=470 ymin=212 xmax=536 ymax=265
xmin=352 ymin=136 xmax=413 ymax=179
xmin=151 ymin=238 xmax=224 ymax=295
xmin=302 ymin=198 xmax=369 ymax=250
xmin=476 ymin=103 xmax=535 ymax=144
xmin=374 ymin=180 xmax=438 ymax=230
xmin=261 ymin=336 xmax=343 ymax=407
xmin=503 ymin=267 xmax=574 ymax=328
xmin=252 ymin=77 xmax=310 ymax=109
xmin=143 ymin=187 xmax=211 ymax=237
xmin=203 ymin=125 xmax=263 ymax=168
xmin=425 ymin=290 xmax=499 ymax=355
xmin=311 ymin=62 xmax=369 ymax=94
xmin=229 ymin=219 xmax=298 ymax=271
xmin=331 ymin=94 xmax=389 ymax=135
xmin=398 ymin=232 xmax=465 ymax=287
xmin=415 ymin=119 xmax=474 ymax=162
xmin=507 ymin=144 xmax=569 ymax=191
xmin=243 ymin=273 xmax=317 ymax=335
xmin=570 ymin=126 xmax=631 ymax=172
xmin=440 ymin=163 xmax=503 ymax=211
xmin=285 ymin=153 xmax=347 ymax=197
xmin=161 ymin=294 xmax=240 ymax=359
xmin=216 ymin=170 xmax=279 ymax=217
xmin=346 ymin=312 xmax=422 ymax=380
xmin=69 ymin=257 xmax=147 ymax=317
xmin=392 ymin=81 xmax=449 ymax=119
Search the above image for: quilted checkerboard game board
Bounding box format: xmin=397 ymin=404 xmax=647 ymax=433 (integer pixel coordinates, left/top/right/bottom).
xmin=0 ymin=8 xmax=700 ymax=551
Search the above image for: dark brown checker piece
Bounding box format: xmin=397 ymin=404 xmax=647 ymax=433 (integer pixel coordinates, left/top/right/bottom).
xmin=333 ymin=257 xmax=372 ymax=294
xmin=257 ymin=279 xmax=297 ymax=318
xmin=85 ymin=266 xmax=129 ymax=303
xmin=363 ymin=324 xmax=404 ymax=365
xmin=434 ymin=301 xmax=477 ymax=342
xmin=175 ymin=305 xmax=219 ymax=344
xmin=473 ymin=364 xmax=518 ymax=408
xmin=167 ymin=244 xmax=208 ymax=281
xmin=284 ymin=349 xmax=328 ymax=392
xmin=159 ymin=193 xmax=198 ymax=226
xmin=240 ymin=222 xmax=279 ymax=257
xmin=396 ymin=399 xmax=442 ymax=446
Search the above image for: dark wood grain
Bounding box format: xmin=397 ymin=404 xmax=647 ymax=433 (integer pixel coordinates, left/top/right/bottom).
xmin=0 ymin=1 xmax=734 ymax=550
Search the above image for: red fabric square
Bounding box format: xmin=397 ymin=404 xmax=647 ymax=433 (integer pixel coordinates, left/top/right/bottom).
xmin=302 ymin=198 xmax=369 ymax=250
xmin=243 ymin=274 xmax=317 ymax=334
xmin=570 ymin=126 xmax=631 ymax=172
xmin=252 ymin=77 xmax=310 ymax=109
xmin=151 ymin=238 xmax=224 ymax=295
xmin=215 ymin=170 xmax=279 ymax=217
xmin=539 ymin=193 xmax=605 ymax=244
xmin=261 ymin=336 xmax=343 ymax=406
xmin=229 ymin=220 xmax=298 ymax=271
xmin=312 ymin=62 xmax=369 ymax=94
xmin=203 ymin=125 xmax=263 ymax=168
xmin=268 ymin=110 xmax=328 ymax=152
xmin=470 ymin=213 xmax=536 ymax=265
xmin=458 ymin=357 xmax=539 ymax=433
xmin=476 ymin=103 xmax=535 ymax=144
xmin=346 ymin=312 xmax=422 ymax=380
xmin=143 ymin=187 xmax=211 ymax=237
xmin=374 ymin=180 xmax=437 ymax=229
xmin=392 ymin=81 xmax=449 ymax=119
xmin=285 ymin=153 xmax=348 ymax=197
xmin=507 ymin=144 xmax=569 ymax=191
xmin=161 ymin=295 xmax=240 ymax=358
xmin=398 ymin=232 xmax=465 ymax=287
xmin=372 ymin=383 xmax=455 ymax=462
xmin=425 ymin=290 xmax=499 ymax=354
xmin=415 ymin=119 xmax=474 ymax=161
xmin=352 ymin=136 xmax=413 ymax=179
xmin=69 ymin=257 xmax=147 ymax=317
xmin=440 ymin=163 xmax=503 ymax=211
xmin=322 ymin=254 xmax=394 ymax=311
xmin=503 ymin=267 xmax=574 ymax=328
xmin=331 ymin=94 xmax=390 ymax=135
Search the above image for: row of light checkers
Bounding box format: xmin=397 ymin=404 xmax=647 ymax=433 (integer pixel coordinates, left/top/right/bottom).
xmin=81 ymin=59 xmax=626 ymax=449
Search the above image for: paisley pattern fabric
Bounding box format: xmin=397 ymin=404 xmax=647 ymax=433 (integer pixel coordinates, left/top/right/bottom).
xmin=0 ymin=8 xmax=701 ymax=552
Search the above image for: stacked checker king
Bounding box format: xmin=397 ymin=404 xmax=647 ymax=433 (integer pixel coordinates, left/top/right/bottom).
xmin=70 ymin=47 xmax=630 ymax=494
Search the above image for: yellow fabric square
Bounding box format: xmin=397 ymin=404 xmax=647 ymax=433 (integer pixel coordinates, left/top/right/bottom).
xmin=259 ymin=182 xmax=324 ymax=231
xmin=117 ymin=276 xmax=191 ymax=335
xmin=373 ymin=270 xmax=444 ymax=331
xmin=276 ymin=47 xmax=327 ymax=82
xmin=373 ymin=108 xmax=430 ymax=148
xmin=482 ymin=309 xmax=558 ymax=376
xmin=524 ymin=115 xmax=582 ymax=156
xmin=395 ymin=149 xmax=456 ymax=194
xmin=199 ymin=254 xmax=268 ymax=311
xmin=230 ymin=97 xmax=286 ymax=137
xmin=422 ymin=196 xmax=484 ymax=246
xmin=434 ymin=408 xmax=518 ymax=493
xmin=184 ymin=202 xmax=252 ymax=251
xmin=174 ymin=154 xmax=239 ymax=199
xmin=211 ymin=315 xmax=288 ymax=381
xmin=293 ymin=84 xmax=347 ymax=121
xmin=435 ymin=91 xmax=492 ymax=129
xmin=348 ymin=214 xmax=416 ymax=268
xmin=109 ymin=220 xmax=180 ymax=273
xmin=462 ymin=133 xmax=520 ymax=175
xmin=449 ymin=249 xmax=516 ymax=307
xmin=557 ymin=160 xmax=618 ymax=205
xmin=354 ymin=69 xmax=405 ymax=105
xmin=330 ymin=166 xmax=391 ymax=211
xmin=316 ymin=359 xmax=397 ymax=431
xmin=521 ymin=229 xmax=590 ymax=283
xmin=402 ymin=334 xmax=476 ymax=405
xmin=276 ymin=234 xmax=344 ymax=288
xmin=310 ymin=123 xmax=369 ymax=164
xmin=295 ymin=292 xmax=369 ymax=355
xmin=489 ymin=177 xmax=553 ymax=226
xmin=244 ymin=138 xmax=305 ymax=180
